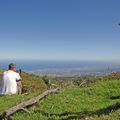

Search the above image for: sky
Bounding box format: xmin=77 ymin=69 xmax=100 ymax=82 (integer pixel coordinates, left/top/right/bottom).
xmin=0 ymin=0 xmax=120 ymax=62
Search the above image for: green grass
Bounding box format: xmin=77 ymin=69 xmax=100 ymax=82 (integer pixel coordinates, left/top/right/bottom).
xmin=0 ymin=70 xmax=120 ymax=120
xmin=10 ymin=79 xmax=120 ymax=120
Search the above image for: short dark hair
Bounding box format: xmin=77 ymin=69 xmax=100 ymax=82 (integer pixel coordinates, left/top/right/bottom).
xmin=9 ymin=63 xmax=16 ymax=69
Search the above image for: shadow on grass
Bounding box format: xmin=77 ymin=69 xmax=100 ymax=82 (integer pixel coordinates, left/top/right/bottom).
xmin=0 ymin=114 xmax=3 ymax=120
xmin=110 ymin=96 xmax=120 ymax=100
xmin=34 ymin=102 xmax=120 ymax=120
xmin=1 ymin=102 xmax=120 ymax=120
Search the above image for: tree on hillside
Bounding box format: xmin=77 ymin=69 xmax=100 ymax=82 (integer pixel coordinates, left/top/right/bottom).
xmin=42 ymin=75 xmax=51 ymax=88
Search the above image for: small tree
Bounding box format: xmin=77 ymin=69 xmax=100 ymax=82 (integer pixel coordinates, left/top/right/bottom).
xmin=42 ymin=75 xmax=51 ymax=88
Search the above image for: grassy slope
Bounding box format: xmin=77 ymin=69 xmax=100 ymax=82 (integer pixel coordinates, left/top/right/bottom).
xmin=10 ymin=79 xmax=120 ymax=120
xmin=0 ymin=70 xmax=120 ymax=120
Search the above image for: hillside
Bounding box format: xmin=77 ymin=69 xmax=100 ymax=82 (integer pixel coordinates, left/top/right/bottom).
xmin=0 ymin=71 xmax=120 ymax=120
xmin=9 ymin=79 xmax=120 ymax=120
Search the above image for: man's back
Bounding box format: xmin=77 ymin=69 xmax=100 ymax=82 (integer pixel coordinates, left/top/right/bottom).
xmin=0 ymin=70 xmax=21 ymax=95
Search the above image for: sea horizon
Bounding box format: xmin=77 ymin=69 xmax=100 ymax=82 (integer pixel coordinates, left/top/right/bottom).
xmin=0 ymin=60 xmax=119 ymax=74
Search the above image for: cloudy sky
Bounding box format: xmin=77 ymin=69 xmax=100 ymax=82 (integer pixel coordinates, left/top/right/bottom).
xmin=0 ymin=0 xmax=120 ymax=61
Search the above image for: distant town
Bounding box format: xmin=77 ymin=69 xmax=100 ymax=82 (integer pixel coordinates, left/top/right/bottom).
xmin=28 ymin=67 xmax=112 ymax=77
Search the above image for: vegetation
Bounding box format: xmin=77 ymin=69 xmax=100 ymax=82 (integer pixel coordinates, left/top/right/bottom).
xmin=9 ymin=79 xmax=120 ymax=120
xmin=0 ymin=71 xmax=120 ymax=120
xmin=20 ymin=72 xmax=47 ymax=93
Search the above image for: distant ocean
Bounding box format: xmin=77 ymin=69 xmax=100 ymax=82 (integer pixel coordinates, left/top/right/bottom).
xmin=0 ymin=61 xmax=120 ymax=75
xmin=0 ymin=61 xmax=117 ymax=70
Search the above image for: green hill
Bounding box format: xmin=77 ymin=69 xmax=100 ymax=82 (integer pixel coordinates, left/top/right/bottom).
xmin=0 ymin=71 xmax=120 ymax=120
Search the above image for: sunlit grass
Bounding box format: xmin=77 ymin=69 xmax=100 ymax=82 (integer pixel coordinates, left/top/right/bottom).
xmin=10 ymin=79 xmax=120 ymax=120
xmin=1 ymin=70 xmax=120 ymax=120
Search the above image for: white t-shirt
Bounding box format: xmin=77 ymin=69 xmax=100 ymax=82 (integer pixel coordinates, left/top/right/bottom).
xmin=0 ymin=70 xmax=21 ymax=95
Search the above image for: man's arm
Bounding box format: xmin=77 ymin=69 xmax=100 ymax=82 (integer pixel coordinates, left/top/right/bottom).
xmin=16 ymin=72 xmax=22 ymax=82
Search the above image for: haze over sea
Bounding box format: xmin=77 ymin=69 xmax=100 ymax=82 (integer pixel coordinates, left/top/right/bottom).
xmin=0 ymin=60 xmax=120 ymax=77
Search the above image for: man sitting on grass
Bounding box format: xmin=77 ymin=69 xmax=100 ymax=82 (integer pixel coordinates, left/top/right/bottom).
xmin=0 ymin=63 xmax=22 ymax=95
